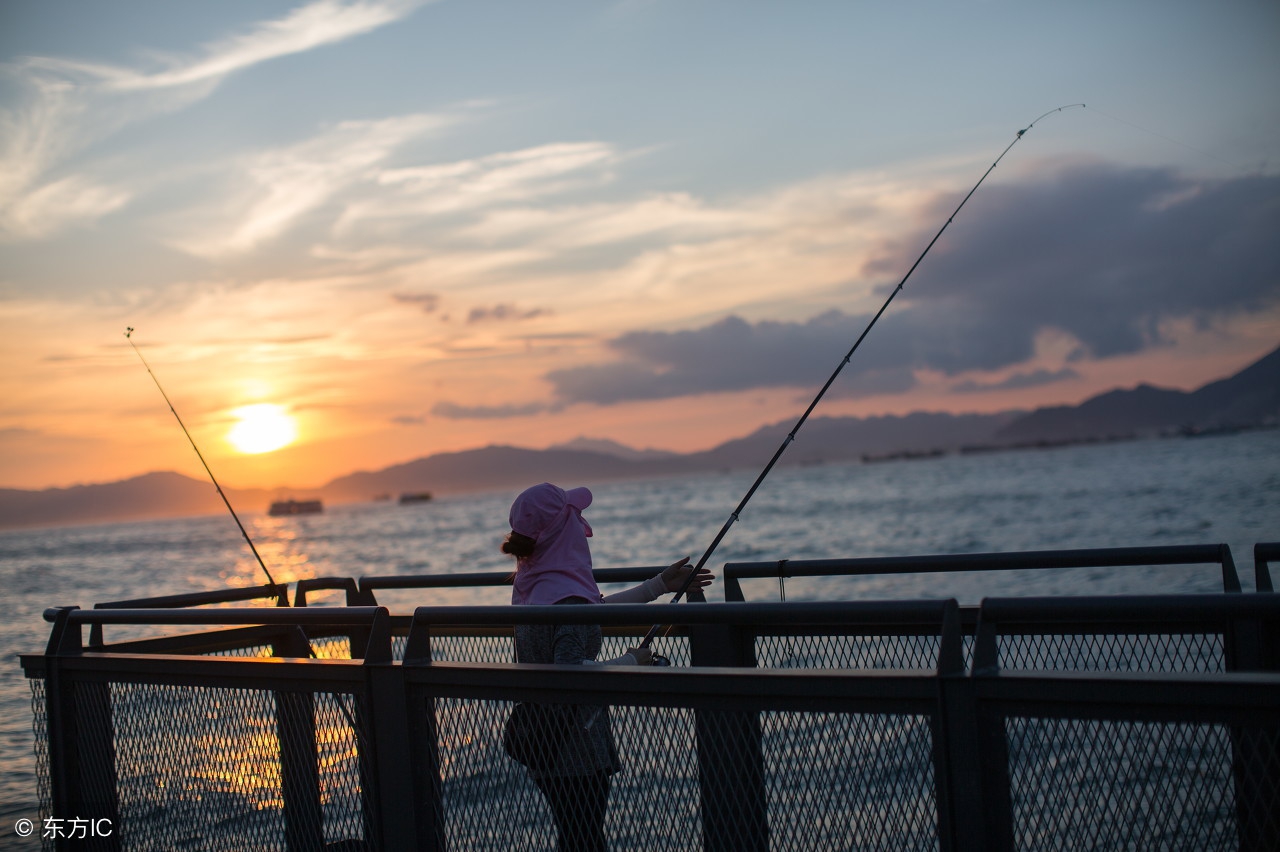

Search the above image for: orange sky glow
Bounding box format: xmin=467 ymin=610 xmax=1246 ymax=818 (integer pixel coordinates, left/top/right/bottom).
xmin=1 ymin=1 xmax=1277 ymax=492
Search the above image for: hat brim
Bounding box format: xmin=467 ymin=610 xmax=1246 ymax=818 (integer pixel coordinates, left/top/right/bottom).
xmin=565 ymin=486 xmax=592 ymax=511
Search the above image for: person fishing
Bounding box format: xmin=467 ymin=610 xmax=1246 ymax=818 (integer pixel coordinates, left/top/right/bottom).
xmin=502 ymin=482 xmax=712 ymax=851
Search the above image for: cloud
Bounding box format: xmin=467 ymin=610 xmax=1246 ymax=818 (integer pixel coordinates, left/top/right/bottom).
xmin=864 ymin=163 xmax=1280 ymax=365
xmin=184 ymin=113 xmax=451 ymax=256
xmin=467 ymin=304 xmax=550 ymax=323
xmin=546 ymin=312 xmax=915 ymax=404
xmin=334 ymin=141 xmax=628 ymax=234
xmin=97 ymin=0 xmax=430 ymax=92
xmin=392 ymin=292 xmax=441 ymax=313
xmin=0 ymin=0 xmax=428 ymax=240
xmin=951 ymin=368 xmax=1081 ymax=393
xmin=0 ymin=174 xmax=132 ymax=240
xmin=543 ymin=164 xmax=1280 ymax=406
xmin=431 ymin=400 xmax=552 ymax=419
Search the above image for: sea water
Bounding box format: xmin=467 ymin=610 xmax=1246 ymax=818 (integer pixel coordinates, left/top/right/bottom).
xmin=1 ymin=429 xmax=1277 ymax=832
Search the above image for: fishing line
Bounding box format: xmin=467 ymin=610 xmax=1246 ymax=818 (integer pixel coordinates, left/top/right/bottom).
xmin=125 ymin=328 xmax=277 ymax=587
xmin=639 ymin=104 xmax=1085 ymax=651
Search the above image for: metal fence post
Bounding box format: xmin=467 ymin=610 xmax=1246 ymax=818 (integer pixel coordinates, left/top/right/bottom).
xmin=688 ymin=623 xmax=768 ymax=851
xmin=273 ymin=630 xmax=323 ymax=852
xmin=932 ymin=602 xmax=988 ymax=852
xmin=936 ymin=675 xmax=994 ymax=852
xmin=44 ymin=607 xmax=121 ymax=852
xmin=970 ymin=612 xmax=1015 ymax=852
xmin=360 ymin=662 xmax=432 ymax=849
xmin=396 ymin=615 xmax=446 ymax=850
xmin=1225 ymin=599 xmax=1280 ymax=850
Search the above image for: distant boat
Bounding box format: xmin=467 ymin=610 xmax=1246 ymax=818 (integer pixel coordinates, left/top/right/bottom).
xmin=269 ymin=499 xmax=323 ymax=516
xmin=398 ymin=492 xmax=433 ymax=505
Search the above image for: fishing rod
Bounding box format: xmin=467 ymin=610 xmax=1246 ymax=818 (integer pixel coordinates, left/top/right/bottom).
xmin=126 ymin=328 xmax=373 ymax=746
xmin=125 ymin=328 xmax=279 ymax=588
xmin=640 ymin=104 xmax=1085 ymax=651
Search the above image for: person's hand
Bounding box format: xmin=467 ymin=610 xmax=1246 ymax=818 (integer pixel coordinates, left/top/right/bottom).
xmin=660 ymin=556 xmax=715 ymax=593
xmin=627 ymin=646 xmax=653 ymax=666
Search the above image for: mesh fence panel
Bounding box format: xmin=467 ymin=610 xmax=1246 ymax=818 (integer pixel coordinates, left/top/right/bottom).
xmin=101 ymin=682 xmax=367 ymax=851
xmin=433 ymin=696 xmax=704 ymax=850
xmin=205 ymin=644 xmax=274 ymax=658
xmin=397 ymin=624 xmax=943 ymax=670
xmin=998 ymin=632 xmax=1225 ymax=672
xmin=401 ymin=632 xmax=693 ymax=666
xmin=1004 ymin=716 xmax=1280 ymax=851
xmin=308 ymin=636 xmax=353 ymax=660
xmin=431 ymin=695 xmax=939 ymax=850
xmin=762 ymin=711 xmax=938 ymax=851
xmin=755 ymin=633 xmax=942 ymax=669
xmin=28 ymin=677 xmax=52 ymax=852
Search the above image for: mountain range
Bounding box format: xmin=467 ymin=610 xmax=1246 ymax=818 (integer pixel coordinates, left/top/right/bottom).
xmin=2 ymin=344 xmax=1276 ymax=530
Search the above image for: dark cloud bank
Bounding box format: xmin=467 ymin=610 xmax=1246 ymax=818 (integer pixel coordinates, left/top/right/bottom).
xmin=539 ymin=163 xmax=1279 ymax=409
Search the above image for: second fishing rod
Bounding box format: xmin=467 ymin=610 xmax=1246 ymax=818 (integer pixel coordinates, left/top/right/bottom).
xmin=640 ymin=104 xmax=1085 ymax=652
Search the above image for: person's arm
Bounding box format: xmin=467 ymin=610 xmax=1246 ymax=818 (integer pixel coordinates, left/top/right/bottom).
xmin=600 ymin=556 xmax=714 ymax=603
xmin=600 ymin=574 xmax=667 ymax=604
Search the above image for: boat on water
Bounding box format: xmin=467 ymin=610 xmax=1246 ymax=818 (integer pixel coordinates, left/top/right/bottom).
xmin=268 ymin=498 xmax=323 ymax=516
xmin=398 ymin=492 xmax=433 ymax=505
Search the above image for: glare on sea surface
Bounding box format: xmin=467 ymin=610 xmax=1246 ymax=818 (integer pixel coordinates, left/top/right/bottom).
xmin=226 ymin=403 xmax=297 ymax=454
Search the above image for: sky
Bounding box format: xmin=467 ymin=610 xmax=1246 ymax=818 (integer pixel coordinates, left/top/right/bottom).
xmin=1 ymin=0 xmax=1277 ymax=492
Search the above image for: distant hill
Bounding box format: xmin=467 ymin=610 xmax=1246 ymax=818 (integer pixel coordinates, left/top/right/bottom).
xmin=3 ymin=344 xmax=1275 ymax=530
xmin=550 ymin=436 xmax=679 ymax=461
xmin=0 ymin=471 xmax=271 ymax=529
xmin=320 ymin=446 xmax=679 ymax=503
xmin=996 ymin=344 xmax=1280 ymax=443
xmin=682 ymin=410 xmax=1023 ymax=469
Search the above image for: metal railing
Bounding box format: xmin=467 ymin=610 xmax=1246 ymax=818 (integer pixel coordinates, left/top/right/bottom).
xmin=720 ymin=544 xmax=1247 ymax=601
xmin=21 ymin=595 xmax=1280 ymax=851
xmin=294 ymin=566 xmax=699 ymax=607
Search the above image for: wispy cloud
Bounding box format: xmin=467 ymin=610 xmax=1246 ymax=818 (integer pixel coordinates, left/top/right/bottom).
xmin=0 ymin=174 xmax=132 ymax=240
xmin=178 ymin=113 xmax=454 ymax=256
xmin=467 ymin=304 xmax=550 ymax=323
xmin=431 ymin=400 xmax=552 ymax=419
xmin=0 ymin=0 xmax=429 ymax=240
xmin=55 ymin=0 xmax=431 ymax=93
xmin=334 ymin=142 xmax=628 ymax=234
xmin=392 ymin=292 xmax=441 ymax=313
xmin=951 ymin=368 xmax=1082 ymax=393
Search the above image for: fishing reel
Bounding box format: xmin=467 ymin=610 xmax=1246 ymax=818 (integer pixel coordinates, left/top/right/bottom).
xmin=650 ymin=654 xmax=670 ymax=667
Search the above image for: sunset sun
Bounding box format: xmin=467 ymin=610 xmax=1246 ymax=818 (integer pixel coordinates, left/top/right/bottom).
xmin=227 ymin=404 xmax=297 ymax=454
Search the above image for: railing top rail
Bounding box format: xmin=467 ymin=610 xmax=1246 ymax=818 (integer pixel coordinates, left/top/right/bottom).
xmin=92 ymin=582 xmax=290 ymax=609
xmin=45 ymin=605 xmax=388 ymax=626
xmin=358 ymin=565 xmax=670 ymax=592
xmin=722 ymin=544 xmax=1234 ymax=578
xmin=410 ymin=599 xmax=957 ymax=628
